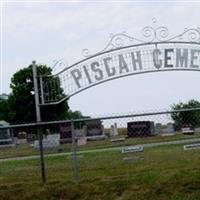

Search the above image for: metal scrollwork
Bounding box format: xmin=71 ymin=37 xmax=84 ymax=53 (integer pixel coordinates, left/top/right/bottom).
xmin=82 ymin=18 xmax=200 ymax=58
xmin=167 ymin=27 xmax=200 ymax=42
xmin=82 ymin=32 xmax=145 ymax=57
xmin=82 ymin=49 xmax=90 ymax=58
xmin=142 ymin=26 xmax=154 ymax=41
xmin=52 ymin=59 xmax=68 ymax=73
xmin=186 ymin=28 xmax=200 ymax=42
xmin=156 ymin=26 xmax=169 ymax=41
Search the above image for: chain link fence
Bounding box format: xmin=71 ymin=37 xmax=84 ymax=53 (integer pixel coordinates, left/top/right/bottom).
xmin=1 ymin=108 xmax=200 ymax=185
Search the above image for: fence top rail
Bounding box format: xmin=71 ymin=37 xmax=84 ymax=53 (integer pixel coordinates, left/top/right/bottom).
xmin=0 ymin=107 xmax=200 ymax=129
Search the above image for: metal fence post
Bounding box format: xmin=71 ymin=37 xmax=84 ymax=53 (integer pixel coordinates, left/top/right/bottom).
xmin=32 ymin=61 xmax=46 ymax=184
xmin=71 ymin=121 xmax=79 ymax=180
xmin=10 ymin=128 xmax=14 ymax=144
xmin=37 ymin=125 xmax=46 ymax=184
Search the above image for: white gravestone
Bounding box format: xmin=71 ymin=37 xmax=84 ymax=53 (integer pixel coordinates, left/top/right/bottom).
xmin=110 ymin=123 xmax=118 ymax=136
xmin=77 ymin=137 xmax=87 ymax=146
xmin=33 ymin=134 xmax=60 ymax=150
xmin=162 ymin=123 xmax=175 ymax=135
xmin=17 ymin=132 xmax=27 ymax=144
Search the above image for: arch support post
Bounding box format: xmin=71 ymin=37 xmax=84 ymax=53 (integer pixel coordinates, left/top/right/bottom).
xmin=32 ymin=60 xmax=46 ymax=185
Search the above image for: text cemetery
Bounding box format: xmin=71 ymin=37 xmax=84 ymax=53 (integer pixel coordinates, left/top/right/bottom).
xmin=71 ymin=48 xmax=200 ymax=88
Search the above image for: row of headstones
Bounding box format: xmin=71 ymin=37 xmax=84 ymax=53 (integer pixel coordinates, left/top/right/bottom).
xmin=155 ymin=123 xmax=175 ymax=135
xmin=155 ymin=123 xmax=200 ymax=134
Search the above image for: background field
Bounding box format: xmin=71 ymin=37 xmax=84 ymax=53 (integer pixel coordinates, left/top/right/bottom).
xmin=1 ymin=141 xmax=200 ymax=200
xmin=1 ymin=133 xmax=199 ymax=159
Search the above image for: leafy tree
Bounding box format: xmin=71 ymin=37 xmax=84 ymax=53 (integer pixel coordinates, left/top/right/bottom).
xmin=171 ymin=100 xmax=200 ymax=129
xmin=7 ymin=64 xmax=82 ymax=123
xmin=68 ymin=110 xmax=85 ymax=119
xmin=0 ymin=100 xmax=9 ymax=121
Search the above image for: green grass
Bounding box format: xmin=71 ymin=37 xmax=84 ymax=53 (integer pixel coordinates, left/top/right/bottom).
xmin=0 ymin=133 xmax=199 ymax=159
xmin=1 ymin=144 xmax=200 ymax=199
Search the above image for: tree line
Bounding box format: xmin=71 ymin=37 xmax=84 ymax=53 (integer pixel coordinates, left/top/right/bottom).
xmin=171 ymin=99 xmax=200 ymax=129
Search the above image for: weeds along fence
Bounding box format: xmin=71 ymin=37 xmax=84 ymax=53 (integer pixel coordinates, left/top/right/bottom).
xmin=1 ymin=108 xmax=200 ymax=185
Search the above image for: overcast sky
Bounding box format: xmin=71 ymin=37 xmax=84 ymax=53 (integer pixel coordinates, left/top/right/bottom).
xmin=1 ymin=0 xmax=200 ymax=116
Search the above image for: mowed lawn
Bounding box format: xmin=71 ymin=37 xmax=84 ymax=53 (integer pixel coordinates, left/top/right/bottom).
xmin=1 ymin=144 xmax=200 ymax=200
xmin=0 ymin=133 xmax=199 ymax=159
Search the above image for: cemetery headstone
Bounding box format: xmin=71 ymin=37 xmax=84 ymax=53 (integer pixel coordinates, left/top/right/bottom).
xmin=33 ymin=134 xmax=60 ymax=150
xmin=17 ymin=132 xmax=27 ymax=144
xmin=110 ymin=123 xmax=118 ymax=136
xmin=77 ymin=137 xmax=87 ymax=146
xmin=122 ymin=145 xmax=144 ymax=153
xmin=184 ymin=143 xmax=200 ymax=150
xmin=161 ymin=123 xmax=175 ymax=136
xmin=0 ymin=120 xmax=15 ymax=148
xmin=155 ymin=123 xmax=162 ymax=134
